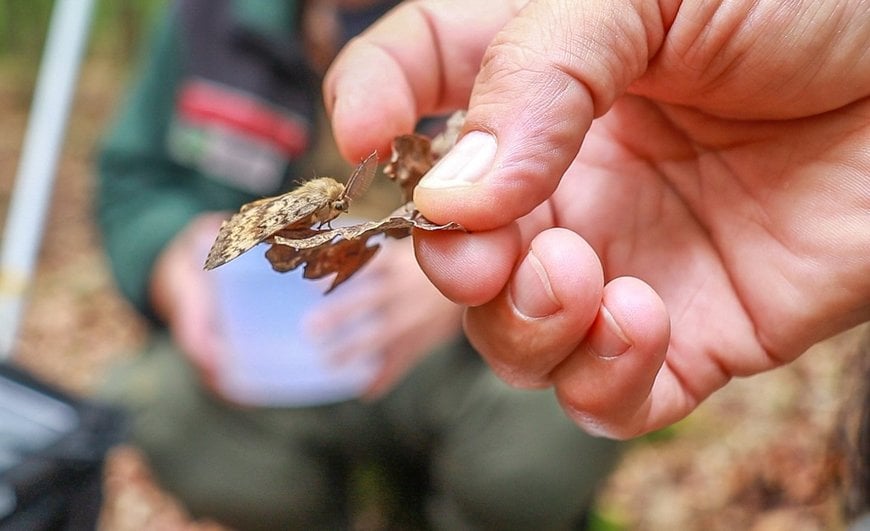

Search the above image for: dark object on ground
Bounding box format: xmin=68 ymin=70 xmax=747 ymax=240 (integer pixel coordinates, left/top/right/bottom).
xmin=0 ymin=362 xmax=125 ymax=531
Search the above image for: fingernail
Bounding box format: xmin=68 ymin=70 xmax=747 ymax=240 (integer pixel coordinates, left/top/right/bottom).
xmin=510 ymin=249 xmax=561 ymax=318
xmin=418 ymin=131 xmax=497 ymax=189
xmin=588 ymin=306 xmax=631 ymax=359
xmin=563 ymin=407 xmax=616 ymax=439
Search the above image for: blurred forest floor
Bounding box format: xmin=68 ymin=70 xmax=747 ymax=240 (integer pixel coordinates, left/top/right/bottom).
xmin=1 ymin=14 xmax=867 ymax=531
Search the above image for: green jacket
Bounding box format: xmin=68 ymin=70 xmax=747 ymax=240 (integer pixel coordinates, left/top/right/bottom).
xmin=98 ymin=0 xmax=401 ymax=323
xmin=97 ymin=0 xmax=321 ymax=322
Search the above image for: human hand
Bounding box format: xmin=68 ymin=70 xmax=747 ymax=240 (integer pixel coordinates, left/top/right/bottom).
xmin=150 ymin=213 xmax=227 ymax=391
xmin=325 ymin=0 xmax=870 ymax=437
xmin=304 ymin=237 xmax=463 ymax=399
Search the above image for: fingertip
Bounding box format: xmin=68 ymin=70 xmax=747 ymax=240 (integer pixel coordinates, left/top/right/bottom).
xmin=599 ymin=276 xmax=670 ymax=358
xmin=552 ymin=276 xmax=671 ymax=439
xmin=325 ymin=0 xmax=507 ymax=163
xmin=325 ymin=42 xmax=418 ymax=161
xmin=413 ymin=224 xmax=521 ymax=307
xmin=511 ymin=228 xmax=604 ymax=319
xmin=464 ymin=228 xmax=604 ymax=387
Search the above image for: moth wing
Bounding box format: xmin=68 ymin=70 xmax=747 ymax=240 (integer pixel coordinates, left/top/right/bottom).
xmin=343 ymin=150 xmax=378 ymax=201
xmin=204 ymin=191 xmax=322 ymax=270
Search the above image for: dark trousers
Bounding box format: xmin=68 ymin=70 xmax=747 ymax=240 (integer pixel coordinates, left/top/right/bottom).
xmin=101 ymin=334 xmax=622 ymax=530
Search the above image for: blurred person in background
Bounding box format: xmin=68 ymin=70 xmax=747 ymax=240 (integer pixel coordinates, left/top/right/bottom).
xmin=95 ymin=1 xmax=621 ymax=529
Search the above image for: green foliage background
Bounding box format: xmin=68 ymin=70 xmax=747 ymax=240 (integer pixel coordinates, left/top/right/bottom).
xmin=0 ymin=0 xmax=164 ymax=65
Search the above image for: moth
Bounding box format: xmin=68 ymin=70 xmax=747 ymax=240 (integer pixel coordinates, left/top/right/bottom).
xmin=203 ymin=151 xmax=378 ymax=270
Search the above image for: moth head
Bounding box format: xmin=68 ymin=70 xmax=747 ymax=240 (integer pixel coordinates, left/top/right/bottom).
xmin=331 ymin=197 xmax=350 ymax=213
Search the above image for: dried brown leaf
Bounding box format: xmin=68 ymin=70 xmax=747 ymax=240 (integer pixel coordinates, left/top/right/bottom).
xmin=266 ymin=237 xmax=381 ymax=293
xmin=266 ymin=207 xmax=462 ymax=291
xmin=384 ymin=134 xmax=434 ymax=203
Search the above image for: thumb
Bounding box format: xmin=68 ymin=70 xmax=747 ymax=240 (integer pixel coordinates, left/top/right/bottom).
xmin=414 ymin=0 xmax=670 ymax=229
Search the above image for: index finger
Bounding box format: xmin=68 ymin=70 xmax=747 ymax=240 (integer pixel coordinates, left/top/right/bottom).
xmin=323 ymin=0 xmax=524 ymax=161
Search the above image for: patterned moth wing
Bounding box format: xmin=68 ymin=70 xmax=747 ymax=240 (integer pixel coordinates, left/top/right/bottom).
xmin=266 ymin=236 xmax=380 ymax=293
xmin=203 ymin=151 xmax=377 ymax=270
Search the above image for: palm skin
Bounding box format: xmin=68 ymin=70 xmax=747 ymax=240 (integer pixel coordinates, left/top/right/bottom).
xmin=531 ymin=96 xmax=868 ymax=432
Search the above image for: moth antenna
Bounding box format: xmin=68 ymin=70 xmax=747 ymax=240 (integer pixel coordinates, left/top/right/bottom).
xmin=343 ymin=151 xmax=378 ymax=201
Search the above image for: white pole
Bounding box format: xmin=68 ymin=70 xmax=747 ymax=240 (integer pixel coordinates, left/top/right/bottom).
xmin=0 ymin=0 xmax=96 ymax=358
